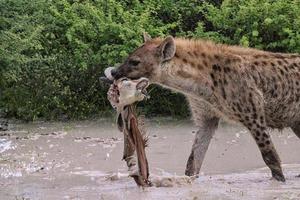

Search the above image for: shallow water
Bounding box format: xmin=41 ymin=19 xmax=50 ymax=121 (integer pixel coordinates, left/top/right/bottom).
xmin=0 ymin=119 xmax=299 ymax=200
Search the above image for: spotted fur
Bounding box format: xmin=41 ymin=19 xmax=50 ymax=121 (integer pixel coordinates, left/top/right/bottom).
xmin=112 ymin=35 xmax=300 ymax=182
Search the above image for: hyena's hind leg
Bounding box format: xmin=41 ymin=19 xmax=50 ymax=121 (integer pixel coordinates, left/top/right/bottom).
xmin=236 ymin=92 xmax=285 ymax=182
xmin=291 ymin=123 xmax=300 ymax=139
xmin=243 ymin=118 xmax=285 ymax=181
xmin=185 ymin=98 xmax=219 ymax=176
xmin=290 ymin=123 xmax=300 ymax=178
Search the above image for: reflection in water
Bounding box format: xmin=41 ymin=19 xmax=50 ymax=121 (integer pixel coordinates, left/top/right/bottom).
xmin=0 ymin=138 xmax=15 ymax=153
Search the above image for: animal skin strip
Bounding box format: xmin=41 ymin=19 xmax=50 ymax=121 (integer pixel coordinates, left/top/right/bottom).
xmin=125 ymin=105 xmax=151 ymax=186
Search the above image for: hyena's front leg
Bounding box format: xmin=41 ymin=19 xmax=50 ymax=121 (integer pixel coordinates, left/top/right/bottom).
xmin=185 ymin=117 xmax=219 ymax=176
xmin=185 ymin=98 xmax=219 ymax=176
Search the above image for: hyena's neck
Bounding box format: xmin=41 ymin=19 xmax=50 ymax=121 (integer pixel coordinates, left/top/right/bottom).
xmin=154 ymin=52 xmax=219 ymax=99
xmin=151 ymin=40 xmax=222 ymax=98
xmin=151 ymin=38 xmax=246 ymax=99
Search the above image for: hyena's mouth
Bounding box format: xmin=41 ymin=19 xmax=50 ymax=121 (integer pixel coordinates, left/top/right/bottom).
xmin=101 ymin=67 xmax=144 ymax=83
xmin=102 ymin=66 xmax=127 ymax=81
xmin=102 ymin=66 xmax=150 ymax=107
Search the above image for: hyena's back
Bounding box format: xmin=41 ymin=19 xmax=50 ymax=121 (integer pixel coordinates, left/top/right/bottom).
xmin=244 ymin=53 xmax=300 ymax=129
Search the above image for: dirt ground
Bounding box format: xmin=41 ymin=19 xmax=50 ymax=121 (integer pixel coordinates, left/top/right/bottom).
xmin=0 ymin=119 xmax=300 ymax=200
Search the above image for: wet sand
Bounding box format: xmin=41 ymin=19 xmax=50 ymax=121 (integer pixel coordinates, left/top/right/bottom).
xmin=0 ymin=119 xmax=300 ymax=200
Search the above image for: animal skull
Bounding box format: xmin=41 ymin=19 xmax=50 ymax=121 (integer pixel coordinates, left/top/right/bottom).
xmin=107 ymin=77 xmax=149 ymax=113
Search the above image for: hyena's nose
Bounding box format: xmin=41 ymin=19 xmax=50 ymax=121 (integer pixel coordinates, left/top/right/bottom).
xmin=111 ymin=68 xmax=122 ymax=80
xmin=111 ymin=68 xmax=117 ymax=78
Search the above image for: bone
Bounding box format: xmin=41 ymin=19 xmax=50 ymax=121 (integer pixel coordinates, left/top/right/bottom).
xmin=104 ymin=67 xmax=115 ymax=81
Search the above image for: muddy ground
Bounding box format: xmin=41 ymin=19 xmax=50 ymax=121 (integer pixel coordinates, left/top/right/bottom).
xmin=0 ymin=119 xmax=300 ymax=200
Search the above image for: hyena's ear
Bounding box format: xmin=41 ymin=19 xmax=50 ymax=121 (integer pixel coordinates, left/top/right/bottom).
xmin=158 ymin=36 xmax=176 ymax=62
xmin=143 ymin=32 xmax=152 ymax=42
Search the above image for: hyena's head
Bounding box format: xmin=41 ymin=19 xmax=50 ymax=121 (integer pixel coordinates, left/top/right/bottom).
xmin=110 ymin=33 xmax=176 ymax=81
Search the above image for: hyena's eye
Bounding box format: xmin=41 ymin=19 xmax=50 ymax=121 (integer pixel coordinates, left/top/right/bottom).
xmin=128 ymin=59 xmax=140 ymax=66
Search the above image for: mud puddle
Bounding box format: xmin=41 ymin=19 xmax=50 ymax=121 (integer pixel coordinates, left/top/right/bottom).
xmin=0 ymin=119 xmax=299 ymax=200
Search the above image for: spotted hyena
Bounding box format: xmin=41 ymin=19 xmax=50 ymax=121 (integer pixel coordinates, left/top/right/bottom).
xmin=108 ymin=33 xmax=300 ymax=182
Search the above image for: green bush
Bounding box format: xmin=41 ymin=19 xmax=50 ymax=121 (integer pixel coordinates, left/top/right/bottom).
xmin=0 ymin=0 xmax=299 ymax=120
xmin=193 ymin=0 xmax=300 ymax=52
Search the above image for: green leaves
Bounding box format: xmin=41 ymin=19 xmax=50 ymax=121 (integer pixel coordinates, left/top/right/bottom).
xmin=1 ymin=0 xmax=300 ymax=120
xmin=193 ymin=0 xmax=300 ymax=52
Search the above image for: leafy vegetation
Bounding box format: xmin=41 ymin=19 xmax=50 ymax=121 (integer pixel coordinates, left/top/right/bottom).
xmin=0 ymin=0 xmax=299 ymax=120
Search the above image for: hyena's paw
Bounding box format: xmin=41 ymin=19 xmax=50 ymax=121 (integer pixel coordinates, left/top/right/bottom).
xmin=185 ymin=153 xmax=197 ymax=177
xmin=271 ymin=170 xmax=286 ymax=182
xmin=185 ymin=164 xmax=194 ymax=177
xmin=185 ymin=169 xmax=199 ymax=177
